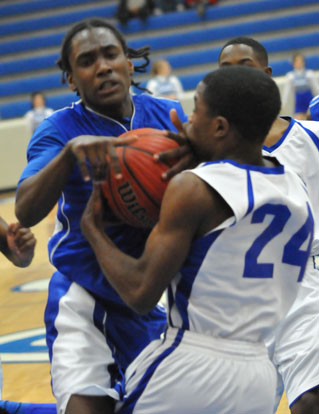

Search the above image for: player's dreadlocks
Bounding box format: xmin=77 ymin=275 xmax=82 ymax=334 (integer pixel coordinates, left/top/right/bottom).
xmin=56 ymin=17 xmax=150 ymax=92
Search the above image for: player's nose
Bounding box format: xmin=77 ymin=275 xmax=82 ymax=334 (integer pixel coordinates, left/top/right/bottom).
xmin=96 ymin=56 xmax=112 ymax=75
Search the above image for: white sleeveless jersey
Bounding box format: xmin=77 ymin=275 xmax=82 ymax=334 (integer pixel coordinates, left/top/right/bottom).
xmin=263 ymin=117 xmax=319 ymax=254
xmin=262 ymin=118 xmax=319 ymax=407
xmin=167 ymin=160 xmax=314 ymax=344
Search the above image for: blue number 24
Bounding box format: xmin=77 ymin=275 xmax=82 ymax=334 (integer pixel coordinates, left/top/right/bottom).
xmin=243 ymin=203 xmax=314 ymax=282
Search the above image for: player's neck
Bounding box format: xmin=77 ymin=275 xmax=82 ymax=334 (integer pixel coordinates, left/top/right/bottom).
xmin=264 ymin=117 xmax=290 ymax=147
xmin=215 ymin=146 xmax=266 ymax=168
xmin=86 ymin=96 xmax=133 ymax=120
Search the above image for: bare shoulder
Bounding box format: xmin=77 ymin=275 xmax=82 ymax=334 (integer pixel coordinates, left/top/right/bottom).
xmin=165 ymin=172 xmax=208 ymax=206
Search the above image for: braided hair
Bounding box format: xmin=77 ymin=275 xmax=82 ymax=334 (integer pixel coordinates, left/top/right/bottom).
xmin=56 ymin=17 xmax=150 ymax=92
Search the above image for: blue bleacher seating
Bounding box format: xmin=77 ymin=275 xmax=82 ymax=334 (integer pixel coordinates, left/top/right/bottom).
xmin=0 ymin=0 xmax=317 ymax=39
xmin=0 ymin=0 xmax=318 ymax=119
xmin=0 ymin=0 xmax=106 ymax=19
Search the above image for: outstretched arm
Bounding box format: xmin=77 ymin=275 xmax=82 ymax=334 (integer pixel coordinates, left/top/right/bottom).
xmin=16 ymin=134 xmax=136 ymax=227
xmin=16 ymin=145 xmax=77 ymax=227
xmin=0 ymin=217 xmax=36 ymax=267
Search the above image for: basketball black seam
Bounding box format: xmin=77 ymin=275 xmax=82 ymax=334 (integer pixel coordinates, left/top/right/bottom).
xmin=107 ymin=160 xmax=133 ymax=224
xmin=128 ymin=139 xmax=174 ymax=168
xmin=122 ymin=146 xmax=161 ymax=209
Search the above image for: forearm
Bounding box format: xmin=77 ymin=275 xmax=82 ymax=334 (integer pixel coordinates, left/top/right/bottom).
xmin=85 ymin=228 xmax=151 ymax=313
xmin=15 ymin=147 xmax=76 ymax=227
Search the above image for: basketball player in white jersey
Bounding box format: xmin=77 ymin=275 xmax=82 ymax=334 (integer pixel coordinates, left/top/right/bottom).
xmin=214 ymin=37 xmax=319 ymax=414
xmin=80 ymin=66 xmax=314 ymax=414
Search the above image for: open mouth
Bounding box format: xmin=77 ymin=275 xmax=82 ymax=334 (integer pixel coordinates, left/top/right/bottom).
xmin=98 ymin=80 xmax=118 ymax=93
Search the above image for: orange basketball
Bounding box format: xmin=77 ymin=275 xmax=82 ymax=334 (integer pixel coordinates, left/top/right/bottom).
xmin=102 ymin=128 xmax=179 ymax=228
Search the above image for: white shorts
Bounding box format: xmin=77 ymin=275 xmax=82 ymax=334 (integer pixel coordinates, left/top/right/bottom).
xmin=116 ymin=328 xmax=277 ymax=414
xmin=273 ymin=255 xmax=319 ymax=407
xmin=48 ymin=280 xmax=119 ymax=414
xmin=45 ymin=272 xmax=166 ymax=414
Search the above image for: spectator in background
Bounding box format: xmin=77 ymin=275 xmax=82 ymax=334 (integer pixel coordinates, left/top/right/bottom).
xmin=153 ymin=0 xmax=185 ymax=14
xmin=146 ymin=59 xmax=184 ymax=100
xmin=282 ymin=54 xmax=319 ymax=120
xmin=186 ymin=0 xmax=218 ymax=17
xmin=24 ymin=91 xmax=54 ymax=133
xmin=116 ymin=0 xmax=155 ymax=25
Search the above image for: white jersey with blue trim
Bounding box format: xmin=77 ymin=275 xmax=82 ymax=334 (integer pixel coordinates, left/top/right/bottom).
xmin=263 ymin=117 xmax=319 ymax=255
xmin=167 ymin=160 xmax=314 ymax=344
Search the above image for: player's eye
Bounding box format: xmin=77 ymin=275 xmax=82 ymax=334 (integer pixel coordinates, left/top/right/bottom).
xmin=105 ymin=50 xmax=119 ymax=60
xmin=78 ymin=55 xmax=94 ymax=67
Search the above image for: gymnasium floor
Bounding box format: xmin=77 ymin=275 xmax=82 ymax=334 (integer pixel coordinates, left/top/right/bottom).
xmin=0 ymin=192 xmax=290 ymax=412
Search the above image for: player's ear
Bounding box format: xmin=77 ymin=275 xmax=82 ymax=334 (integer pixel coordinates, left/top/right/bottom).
xmin=213 ymin=116 xmax=229 ymax=137
xmin=67 ymin=72 xmax=77 ymax=92
xmin=127 ymin=59 xmax=134 ymax=76
xmin=265 ymin=66 xmax=273 ymax=76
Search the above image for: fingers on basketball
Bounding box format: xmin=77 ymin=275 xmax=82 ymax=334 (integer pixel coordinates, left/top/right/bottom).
xmin=102 ymin=128 xmax=179 ymax=228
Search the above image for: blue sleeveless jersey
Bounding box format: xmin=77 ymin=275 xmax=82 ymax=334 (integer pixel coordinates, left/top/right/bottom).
xmin=18 ymin=94 xmax=188 ymax=302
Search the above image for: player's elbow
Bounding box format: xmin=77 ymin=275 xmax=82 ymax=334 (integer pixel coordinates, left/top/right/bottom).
xmin=15 ymin=184 xmax=43 ymax=227
xmin=128 ymin=291 xmax=157 ymax=315
xmin=15 ymin=202 xmax=37 ymax=228
xmin=130 ymin=303 xmax=150 ymax=315
xmin=129 ymin=298 xmax=153 ymax=315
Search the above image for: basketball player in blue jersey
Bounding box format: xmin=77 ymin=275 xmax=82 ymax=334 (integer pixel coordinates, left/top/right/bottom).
xmin=15 ymin=18 xmax=188 ymax=414
xmin=216 ymin=37 xmax=319 ymax=414
xmin=81 ymin=65 xmax=314 ymax=414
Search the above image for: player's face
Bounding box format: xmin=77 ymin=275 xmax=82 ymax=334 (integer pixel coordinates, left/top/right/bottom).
xmin=219 ymin=44 xmax=270 ymax=74
xmin=186 ymin=82 xmax=218 ymax=160
xmin=67 ymin=27 xmax=134 ymax=117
